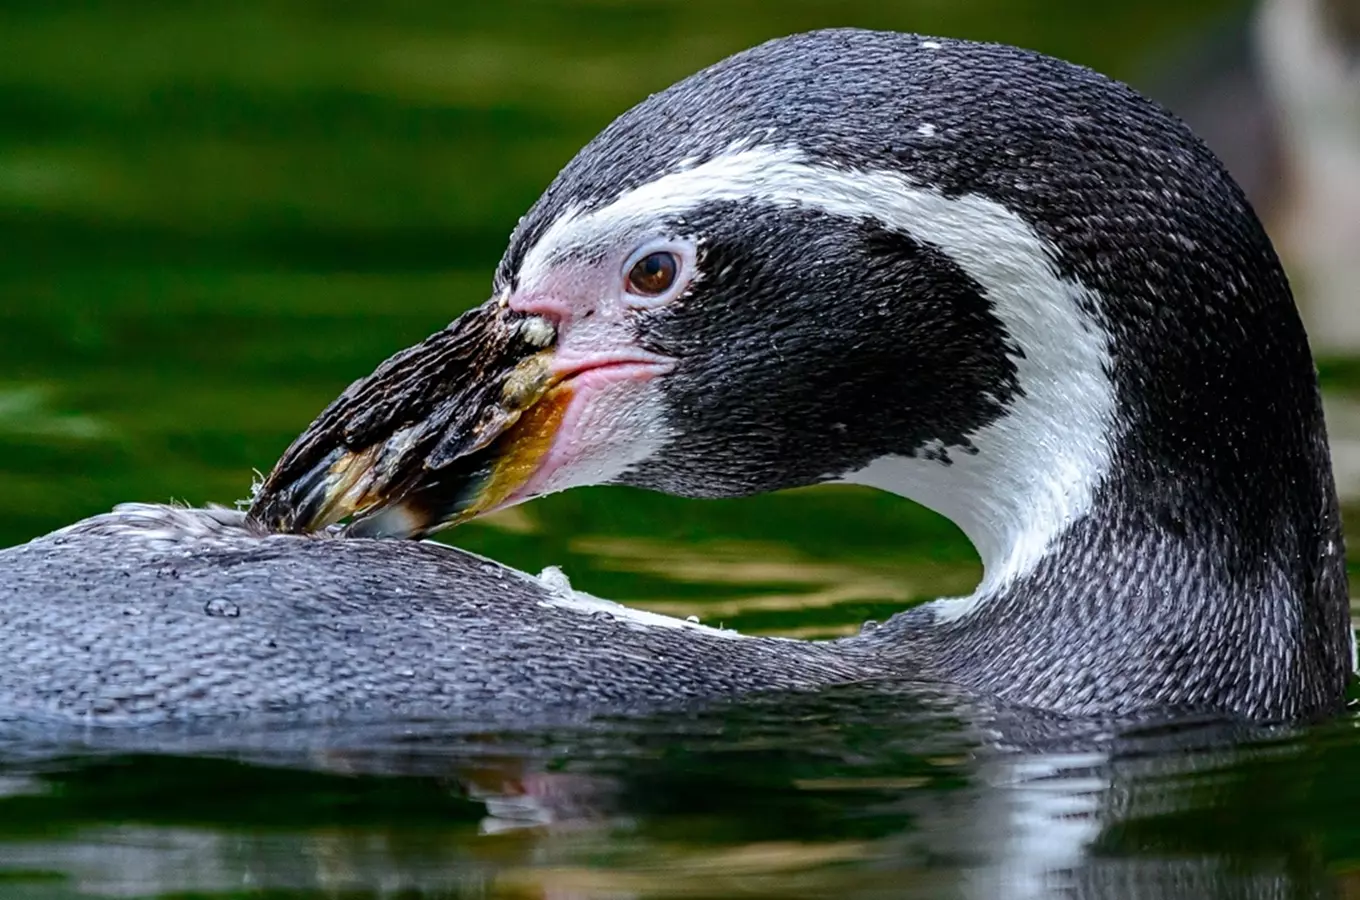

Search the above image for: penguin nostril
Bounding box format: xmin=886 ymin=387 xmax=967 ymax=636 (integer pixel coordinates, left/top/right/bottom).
xmin=516 ymin=316 xmax=557 ymax=349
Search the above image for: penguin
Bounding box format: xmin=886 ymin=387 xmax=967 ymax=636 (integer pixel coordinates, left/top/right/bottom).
xmin=0 ymin=29 xmax=1349 ymax=725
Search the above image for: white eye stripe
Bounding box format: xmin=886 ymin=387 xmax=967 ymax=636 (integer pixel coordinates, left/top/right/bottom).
xmin=524 ymin=144 xmax=1118 ymax=616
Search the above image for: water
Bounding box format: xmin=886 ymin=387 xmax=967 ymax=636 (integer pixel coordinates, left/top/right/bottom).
xmin=2 ymin=1 xmax=1359 ymax=896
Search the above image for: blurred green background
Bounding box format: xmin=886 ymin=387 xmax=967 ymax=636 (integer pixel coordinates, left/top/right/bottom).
xmin=3 ymin=0 xmax=1354 ymax=637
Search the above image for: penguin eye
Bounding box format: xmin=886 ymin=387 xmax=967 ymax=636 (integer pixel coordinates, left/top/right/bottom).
xmin=626 ymin=251 xmax=679 ymax=296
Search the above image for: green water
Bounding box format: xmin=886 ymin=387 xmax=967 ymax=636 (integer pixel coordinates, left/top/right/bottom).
xmin=3 ymin=1 xmax=1360 ymax=897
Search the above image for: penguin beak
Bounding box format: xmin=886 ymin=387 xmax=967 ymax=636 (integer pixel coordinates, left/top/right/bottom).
xmin=248 ymin=298 xmax=570 ymax=539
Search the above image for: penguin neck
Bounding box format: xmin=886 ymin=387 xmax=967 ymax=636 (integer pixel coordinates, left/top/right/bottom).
xmin=848 ymin=390 xmax=1352 ymax=721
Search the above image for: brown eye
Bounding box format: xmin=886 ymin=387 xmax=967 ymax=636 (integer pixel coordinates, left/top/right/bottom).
xmin=626 ymin=251 xmax=679 ymax=296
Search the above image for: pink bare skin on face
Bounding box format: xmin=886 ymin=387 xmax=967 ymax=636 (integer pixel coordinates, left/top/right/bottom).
xmin=506 ymin=360 xmax=674 ymax=503
xmin=501 ymin=242 xmax=694 ymax=503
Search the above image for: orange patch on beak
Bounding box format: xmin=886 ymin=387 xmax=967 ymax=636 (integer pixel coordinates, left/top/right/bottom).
xmin=452 ymin=381 xmax=573 ymax=522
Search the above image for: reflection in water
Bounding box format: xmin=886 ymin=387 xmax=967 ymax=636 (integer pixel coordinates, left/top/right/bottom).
xmin=0 ymin=692 xmax=1346 ymax=898
xmin=567 ymin=535 xmax=976 ymax=638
